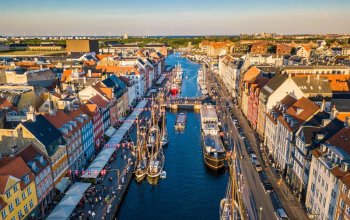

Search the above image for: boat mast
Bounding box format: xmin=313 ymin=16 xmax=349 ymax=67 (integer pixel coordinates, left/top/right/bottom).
xmin=231 ymin=146 xmax=236 ymax=219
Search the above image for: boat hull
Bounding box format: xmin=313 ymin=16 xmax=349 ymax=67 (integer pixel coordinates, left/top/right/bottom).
xmin=201 ymin=135 xmax=225 ymax=170
xmin=135 ymin=170 xmax=147 ymax=182
xmin=170 ymin=88 xmax=179 ymax=96
xmin=203 ymin=151 xmax=225 ymax=170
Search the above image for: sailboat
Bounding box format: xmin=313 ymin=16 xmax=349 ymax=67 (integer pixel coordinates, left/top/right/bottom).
xmin=219 ymin=147 xmax=243 ymax=220
xmin=134 ymin=117 xmax=148 ymax=182
xmin=147 ymin=128 xmax=165 ymax=178
xmin=159 ymin=93 xmax=169 ymax=147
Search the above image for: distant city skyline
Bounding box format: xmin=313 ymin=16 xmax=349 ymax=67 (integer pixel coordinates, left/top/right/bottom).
xmin=1 ymin=0 xmax=350 ymax=36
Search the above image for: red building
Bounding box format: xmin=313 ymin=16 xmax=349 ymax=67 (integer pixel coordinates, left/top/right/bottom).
xmin=247 ymin=77 xmax=270 ymax=129
xmin=80 ymin=104 xmax=104 ymax=151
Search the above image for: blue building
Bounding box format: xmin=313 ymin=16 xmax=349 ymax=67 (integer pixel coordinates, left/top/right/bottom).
xmin=68 ymin=109 xmax=95 ymax=167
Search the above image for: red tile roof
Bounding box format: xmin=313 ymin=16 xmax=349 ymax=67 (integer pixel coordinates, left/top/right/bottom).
xmin=80 ymin=103 xmax=99 ymax=117
xmin=89 ymin=95 xmax=109 ymax=108
xmin=327 ymin=128 xmax=350 ymax=153
xmin=0 ymin=157 xmax=34 ymax=191
xmin=15 ymin=144 xmax=50 ymax=176
xmin=0 ymin=175 xmax=11 ymax=195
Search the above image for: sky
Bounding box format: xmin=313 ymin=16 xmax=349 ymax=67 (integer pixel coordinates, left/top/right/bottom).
xmin=1 ymin=0 xmax=350 ymax=36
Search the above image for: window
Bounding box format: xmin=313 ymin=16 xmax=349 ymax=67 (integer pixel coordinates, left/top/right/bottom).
xmin=343 ymin=185 xmax=348 ymax=194
xmin=24 ymin=204 xmax=29 ymax=213
xmin=341 ymin=200 xmax=345 ymax=209
xmin=27 ymin=187 xmax=32 ymax=195
xmin=1 ymin=210 xmax=7 ymax=219
xmin=13 ymin=185 xmax=18 ymax=192
xmin=22 ymin=192 xmax=26 ymax=200
xmin=9 ymin=203 xmax=14 ymax=212
xmin=347 ymin=206 xmax=350 ymax=216
xmin=23 ymin=175 xmax=30 ymax=185
xmin=6 ymin=190 xmax=11 ymax=198
xmin=15 ymin=197 xmax=20 ymax=206
xmin=29 ymin=199 xmax=33 ymax=208
xmin=18 ymin=210 xmax=23 ymax=219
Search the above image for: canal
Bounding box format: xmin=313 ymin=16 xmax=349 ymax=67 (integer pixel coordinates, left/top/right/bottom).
xmin=117 ymin=53 xmax=228 ymax=220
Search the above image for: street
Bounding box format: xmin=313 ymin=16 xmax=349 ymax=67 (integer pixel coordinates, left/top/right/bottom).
xmin=206 ymin=68 xmax=308 ymax=220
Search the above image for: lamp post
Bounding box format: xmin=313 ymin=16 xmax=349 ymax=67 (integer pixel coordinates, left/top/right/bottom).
xmin=259 ymin=206 xmax=263 ymax=220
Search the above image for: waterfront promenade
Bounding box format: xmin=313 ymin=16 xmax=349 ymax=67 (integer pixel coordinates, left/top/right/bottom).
xmin=46 ymin=100 xmax=148 ymax=220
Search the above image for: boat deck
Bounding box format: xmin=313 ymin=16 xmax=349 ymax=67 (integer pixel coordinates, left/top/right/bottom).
xmin=203 ymin=135 xmax=225 ymax=153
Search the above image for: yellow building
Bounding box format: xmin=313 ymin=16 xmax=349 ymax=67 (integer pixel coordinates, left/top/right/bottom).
xmin=0 ymin=156 xmax=38 ymax=220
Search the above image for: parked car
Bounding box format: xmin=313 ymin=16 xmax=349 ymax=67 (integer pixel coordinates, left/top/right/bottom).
xmin=262 ymin=182 xmax=274 ymax=193
xmin=255 ymin=161 xmax=263 ymax=172
xmin=250 ymin=153 xmax=257 ymax=163
xmin=275 ymin=208 xmax=289 ymax=220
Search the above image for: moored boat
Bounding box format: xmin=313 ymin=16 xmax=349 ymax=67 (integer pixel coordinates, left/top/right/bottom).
xmin=174 ymin=63 xmax=183 ymax=83
xmin=201 ymin=104 xmax=226 ymax=170
xmin=174 ymin=112 xmax=186 ymax=131
xmin=170 ymin=83 xmax=179 ymax=96
xmin=134 ymin=118 xmax=148 ymax=182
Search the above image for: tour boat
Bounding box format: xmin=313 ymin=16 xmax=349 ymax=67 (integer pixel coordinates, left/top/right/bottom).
xmin=174 ymin=112 xmax=187 ymax=131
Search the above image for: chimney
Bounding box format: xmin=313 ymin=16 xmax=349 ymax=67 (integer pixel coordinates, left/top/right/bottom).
xmin=26 ymin=106 xmax=36 ymax=122
xmin=320 ymin=99 xmax=325 ymax=112
xmin=307 ymin=75 xmax=311 ymax=83
xmin=345 ymin=116 xmax=350 ymax=128
xmin=330 ymin=105 xmax=338 ymax=120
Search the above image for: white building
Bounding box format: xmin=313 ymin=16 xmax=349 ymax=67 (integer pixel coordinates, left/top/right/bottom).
xmin=218 ymin=55 xmax=243 ymax=98
xmin=306 ymin=125 xmax=350 ymax=220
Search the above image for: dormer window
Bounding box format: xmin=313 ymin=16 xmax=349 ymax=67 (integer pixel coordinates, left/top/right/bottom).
xmin=23 ymin=175 xmax=30 ymax=185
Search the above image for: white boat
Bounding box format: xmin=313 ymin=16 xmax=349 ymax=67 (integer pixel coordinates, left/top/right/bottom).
xmin=174 ymin=63 xmax=183 ymax=83
xmin=160 ymin=171 xmax=167 ymax=179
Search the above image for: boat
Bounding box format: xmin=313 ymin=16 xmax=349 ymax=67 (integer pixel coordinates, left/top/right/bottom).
xmin=174 ymin=112 xmax=186 ymax=131
xmin=134 ymin=118 xmax=148 ymax=182
xmin=160 ymin=171 xmax=167 ymax=179
xmin=158 ymin=92 xmax=169 ymax=147
xmin=197 ymin=65 xmax=207 ymax=94
xmin=219 ymin=148 xmax=243 ymax=220
xmin=202 ymin=135 xmax=226 ymax=169
xmin=174 ymin=63 xmax=183 ymax=83
xmin=160 ymin=110 xmax=169 ymax=147
xmin=170 ymin=83 xmax=179 ymax=96
xmin=201 ymin=104 xmax=226 ymax=170
xmin=147 ymin=130 xmax=165 ymax=178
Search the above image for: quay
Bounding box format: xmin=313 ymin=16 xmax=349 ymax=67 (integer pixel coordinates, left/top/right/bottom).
xmin=46 ymin=100 xmax=148 ymax=220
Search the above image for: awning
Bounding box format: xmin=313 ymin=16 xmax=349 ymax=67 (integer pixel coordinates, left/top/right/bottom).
xmin=55 ymin=177 xmax=71 ymax=193
xmin=81 ymin=100 xmax=148 ymax=179
xmin=47 ymin=182 xmax=91 ymax=220
xmin=104 ymin=126 xmax=116 ymax=137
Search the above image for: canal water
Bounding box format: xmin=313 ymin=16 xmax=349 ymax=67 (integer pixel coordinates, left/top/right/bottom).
xmin=117 ymin=53 xmax=228 ymax=220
